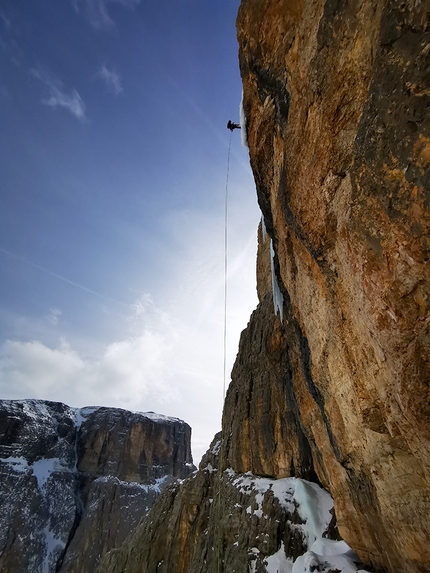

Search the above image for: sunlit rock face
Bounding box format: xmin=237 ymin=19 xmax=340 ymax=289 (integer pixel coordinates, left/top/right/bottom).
xmin=238 ymin=0 xmax=430 ymax=571
xmin=0 ymin=399 xmax=195 ymax=573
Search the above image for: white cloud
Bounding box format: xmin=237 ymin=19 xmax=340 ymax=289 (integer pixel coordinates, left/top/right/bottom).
xmin=99 ymin=65 xmax=123 ymax=95
xmin=0 ymin=186 xmax=260 ymax=464
xmin=31 ymin=68 xmax=86 ymax=120
xmin=73 ymin=0 xmax=141 ymax=30
xmin=0 ymin=325 xmax=179 ymax=415
xmin=46 ymin=308 xmax=62 ymax=326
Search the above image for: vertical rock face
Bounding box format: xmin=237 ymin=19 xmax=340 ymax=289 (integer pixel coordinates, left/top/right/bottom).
xmin=0 ymin=400 xmax=195 ymax=573
xmin=237 ymin=0 xmax=430 ymax=572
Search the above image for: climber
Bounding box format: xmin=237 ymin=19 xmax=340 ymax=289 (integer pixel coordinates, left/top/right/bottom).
xmin=227 ymin=120 xmax=241 ymax=131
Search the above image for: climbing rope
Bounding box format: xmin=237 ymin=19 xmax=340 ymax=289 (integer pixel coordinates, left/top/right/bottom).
xmin=223 ymin=131 xmax=232 ymax=402
xmin=217 ymin=129 xmax=233 ymax=573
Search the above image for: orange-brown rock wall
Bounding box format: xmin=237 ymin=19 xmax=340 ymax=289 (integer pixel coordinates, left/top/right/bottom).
xmin=238 ymin=1 xmax=430 ymax=572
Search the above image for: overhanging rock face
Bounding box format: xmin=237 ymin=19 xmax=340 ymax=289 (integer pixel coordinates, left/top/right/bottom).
xmin=0 ymin=399 xmax=195 ymax=573
xmin=238 ymin=0 xmax=430 ymax=571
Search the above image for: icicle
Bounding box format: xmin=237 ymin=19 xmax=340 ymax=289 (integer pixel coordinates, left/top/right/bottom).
xmin=270 ymin=239 xmax=284 ymax=322
xmin=260 ymin=216 xmax=267 ymax=242
xmin=239 ymin=91 xmax=248 ymax=148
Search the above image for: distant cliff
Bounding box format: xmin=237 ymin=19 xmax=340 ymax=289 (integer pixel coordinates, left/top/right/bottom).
xmin=99 ymin=1 xmax=430 ymax=572
xmin=0 ymin=399 xmax=195 ymax=573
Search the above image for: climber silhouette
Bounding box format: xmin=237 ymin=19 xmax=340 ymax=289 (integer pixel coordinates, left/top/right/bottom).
xmin=227 ymin=120 xmax=241 ymax=131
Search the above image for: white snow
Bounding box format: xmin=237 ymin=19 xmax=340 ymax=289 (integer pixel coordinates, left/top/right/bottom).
xmin=211 ymin=439 xmax=222 ymax=455
xmin=73 ymin=406 xmax=184 ymax=426
xmin=229 ymin=470 xmax=367 ymax=573
xmin=135 ymin=410 xmax=183 ymax=423
xmin=73 ymin=406 xmax=100 ymax=427
xmin=264 ymin=542 xmax=293 ymax=573
xmin=233 ymin=473 xmax=296 ymax=516
xmin=32 ymin=458 xmax=65 ymax=490
xmin=41 ymin=527 xmax=65 ymax=573
xmin=0 ymin=456 xmax=29 ymax=473
xmin=204 ymin=463 xmax=217 ymax=474
xmin=93 ymin=474 xmax=171 ymax=494
xmin=270 ymin=240 xmax=284 ymax=322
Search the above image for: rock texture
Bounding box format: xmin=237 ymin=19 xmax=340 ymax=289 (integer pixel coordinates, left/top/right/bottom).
xmin=238 ymin=0 xmax=430 ymax=571
xmin=99 ymin=435 xmax=352 ymax=573
xmin=101 ymin=2 xmax=429 ymax=573
xmin=0 ymin=400 xmax=194 ymax=573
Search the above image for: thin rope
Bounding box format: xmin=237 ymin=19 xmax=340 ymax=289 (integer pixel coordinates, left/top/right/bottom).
xmin=217 ymin=130 xmax=232 ymax=573
xmin=223 ymin=131 xmax=232 ymax=402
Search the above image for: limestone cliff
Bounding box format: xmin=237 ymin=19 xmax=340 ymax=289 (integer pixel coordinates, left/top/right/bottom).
xmin=0 ymin=400 xmax=194 ymax=573
xmin=238 ymin=0 xmax=430 ymax=571
xmin=100 ymin=2 xmax=429 ymax=573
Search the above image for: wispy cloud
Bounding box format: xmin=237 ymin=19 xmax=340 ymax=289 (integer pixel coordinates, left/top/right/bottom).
xmin=99 ymin=65 xmax=123 ymax=95
xmin=0 ymin=247 xmax=127 ymax=308
xmin=46 ymin=308 xmax=62 ymax=326
xmin=31 ymin=67 xmax=86 ymax=120
xmin=0 ymin=305 xmax=180 ymax=423
xmin=73 ymin=0 xmax=140 ymax=30
xmin=0 ymin=11 xmax=12 ymax=31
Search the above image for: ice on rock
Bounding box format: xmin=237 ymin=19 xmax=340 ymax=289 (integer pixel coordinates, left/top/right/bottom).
xmin=294 ymin=479 xmax=333 ymax=546
xmin=270 ymin=240 xmax=284 ymax=322
xmin=261 ymin=215 xmax=267 ymax=242
xmin=230 ymin=470 xmax=367 ymax=573
xmin=240 ymin=91 xmax=248 ymax=148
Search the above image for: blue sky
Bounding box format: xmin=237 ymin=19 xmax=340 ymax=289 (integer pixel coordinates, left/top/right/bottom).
xmin=0 ymin=0 xmax=260 ymax=462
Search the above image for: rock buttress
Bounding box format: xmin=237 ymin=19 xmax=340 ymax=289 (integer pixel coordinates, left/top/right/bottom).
xmin=238 ymin=0 xmax=430 ymax=572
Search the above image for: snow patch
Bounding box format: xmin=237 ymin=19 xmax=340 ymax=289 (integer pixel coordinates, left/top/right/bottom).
xmin=233 ymin=473 xmax=296 ymax=516
xmin=73 ymin=406 xmax=100 ymax=427
xmin=0 ymin=456 xmax=29 ymax=473
xmin=204 ymin=463 xmax=216 ymax=474
xmin=211 ymin=439 xmax=222 ymax=455
xmin=32 ymin=458 xmax=64 ymax=490
xmin=134 ymin=410 xmax=183 ymax=423
xmin=41 ymin=527 xmax=65 ymax=573
xmin=264 ymin=541 xmax=293 ymax=573
xmin=229 ymin=470 xmax=367 ymax=573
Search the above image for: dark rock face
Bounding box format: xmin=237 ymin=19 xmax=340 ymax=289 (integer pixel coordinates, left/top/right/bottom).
xmin=0 ymin=400 xmax=195 ymax=573
xmin=98 ymin=435 xmax=347 ymax=573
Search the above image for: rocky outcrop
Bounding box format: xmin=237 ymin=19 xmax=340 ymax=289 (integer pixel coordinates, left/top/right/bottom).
xmin=238 ymin=0 xmax=430 ymax=571
xmin=99 ymin=435 xmax=357 ymax=573
xmin=0 ymin=400 xmax=194 ymax=573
